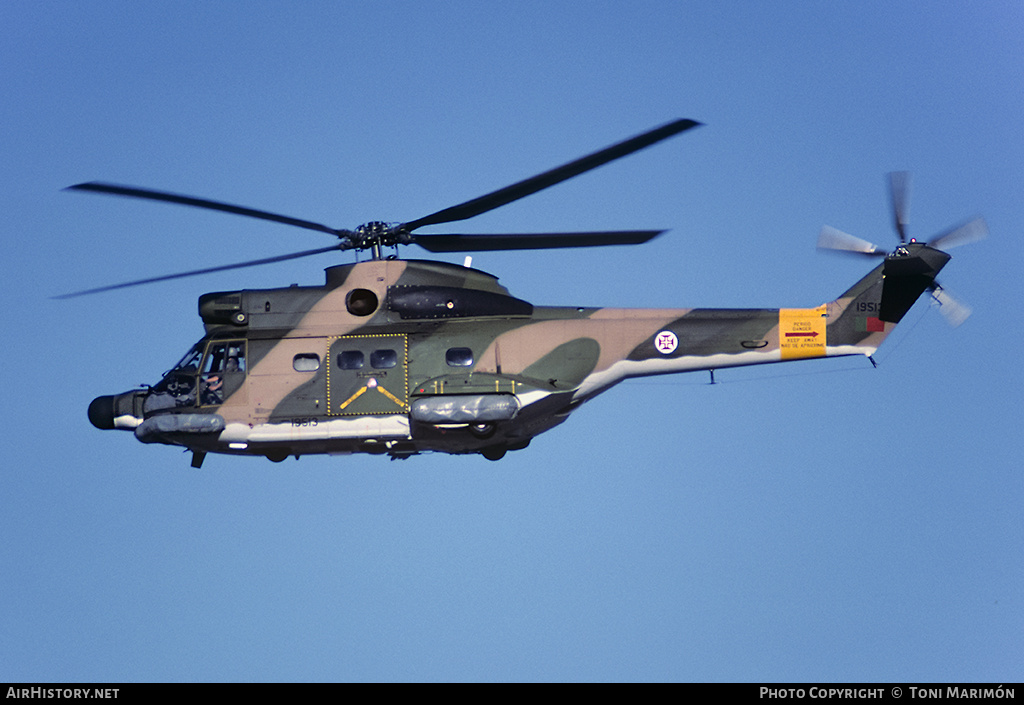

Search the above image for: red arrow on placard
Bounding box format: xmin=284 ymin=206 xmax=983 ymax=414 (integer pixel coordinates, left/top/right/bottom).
xmin=785 ymin=331 xmax=820 ymax=338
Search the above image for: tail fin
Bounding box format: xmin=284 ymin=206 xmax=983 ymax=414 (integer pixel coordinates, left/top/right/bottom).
xmin=824 ymin=243 xmax=950 ymax=357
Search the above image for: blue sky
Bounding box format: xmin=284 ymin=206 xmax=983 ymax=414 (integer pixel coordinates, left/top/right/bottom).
xmin=2 ymin=1 xmax=1021 ymax=682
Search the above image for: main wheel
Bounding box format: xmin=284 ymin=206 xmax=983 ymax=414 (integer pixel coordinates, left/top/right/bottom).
xmin=481 ymin=446 xmax=506 ymax=461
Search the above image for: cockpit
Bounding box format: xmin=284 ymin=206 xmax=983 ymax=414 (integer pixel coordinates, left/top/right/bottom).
xmin=145 ymin=339 xmax=246 ymax=413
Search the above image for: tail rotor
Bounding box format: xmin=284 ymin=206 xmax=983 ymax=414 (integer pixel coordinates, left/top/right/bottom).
xmin=817 ymin=172 xmax=987 ymax=326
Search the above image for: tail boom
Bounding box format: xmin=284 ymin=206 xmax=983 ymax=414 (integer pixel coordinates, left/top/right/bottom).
xmin=569 ymin=243 xmax=950 ymax=400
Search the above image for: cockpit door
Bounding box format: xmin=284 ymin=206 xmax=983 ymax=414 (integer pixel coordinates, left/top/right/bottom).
xmin=327 ymin=335 xmax=409 ymax=416
xmin=198 ymin=340 xmax=247 ymax=407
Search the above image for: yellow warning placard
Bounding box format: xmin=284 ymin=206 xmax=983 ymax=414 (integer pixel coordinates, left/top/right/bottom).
xmin=779 ymin=305 xmax=827 ymax=360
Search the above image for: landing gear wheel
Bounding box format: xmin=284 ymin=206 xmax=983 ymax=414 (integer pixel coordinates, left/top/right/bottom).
xmin=481 ymin=446 xmax=506 ymax=461
xmin=265 ymin=450 xmax=289 ymax=463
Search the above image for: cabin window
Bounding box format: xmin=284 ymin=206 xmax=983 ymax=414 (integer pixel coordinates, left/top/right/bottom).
xmin=446 ymin=347 xmax=474 ymax=367
xmin=293 ymin=353 xmax=320 ymax=372
xmin=370 ymin=349 xmax=398 ymax=369
xmin=338 ymin=350 xmax=364 ymax=369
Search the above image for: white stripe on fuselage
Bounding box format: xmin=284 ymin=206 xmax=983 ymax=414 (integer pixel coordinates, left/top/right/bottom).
xmin=219 ymin=415 xmax=410 ymax=444
xmin=572 ymin=344 xmax=876 ymax=402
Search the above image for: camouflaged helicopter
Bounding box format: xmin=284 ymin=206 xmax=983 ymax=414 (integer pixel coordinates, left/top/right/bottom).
xmin=69 ymin=119 xmax=986 ymax=466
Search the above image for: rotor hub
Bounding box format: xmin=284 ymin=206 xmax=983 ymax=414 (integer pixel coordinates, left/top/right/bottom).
xmin=353 ymin=221 xmax=392 ymax=247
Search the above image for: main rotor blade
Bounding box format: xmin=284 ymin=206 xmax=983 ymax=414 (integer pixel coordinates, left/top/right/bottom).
xmin=817 ymin=226 xmax=886 ymax=256
xmin=928 ymin=217 xmax=988 ymax=251
xmin=889 ymin=171 xmax=911 ymax=243
xmin=402 ymin=119 xmax=701 ymax=232
xmin=54 ymin=245 xmax=342 ymax=299
xmin=411 ymin=230 xmax=665 ymax=252
xmin=66 ymin=182 xmax=350 ymax=238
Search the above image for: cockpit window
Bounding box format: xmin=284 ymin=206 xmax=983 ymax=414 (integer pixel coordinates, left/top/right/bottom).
xmin=171 ymin=345 xmax=204 ymax=373
xmin=199 ymin=341 xmax=247 ymax=406
xmin=146 ymin=340 xmax=247 ymax=413
xmin=203 ymin=342 xmax=246 ymax=374
xmin=147 ymin=345 xmax=203 ymax=412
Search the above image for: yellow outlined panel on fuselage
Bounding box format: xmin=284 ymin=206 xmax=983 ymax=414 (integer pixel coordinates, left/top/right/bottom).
xmin=327 ymin=334 xmax=409 ymax=416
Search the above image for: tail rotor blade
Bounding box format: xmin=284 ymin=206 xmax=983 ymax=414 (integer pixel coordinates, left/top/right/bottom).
xmin=889 ymin=171 xmax=911 ymax=243
xmin=817 ymin=226 xmax=886 ymax=256
xmin=930 ymin=284 xmax=972 ymax=327
xmin=929 ymin=217 xmax=988 ymax=251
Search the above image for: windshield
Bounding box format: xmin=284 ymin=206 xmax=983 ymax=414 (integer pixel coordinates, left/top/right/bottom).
xmin=168 ymin=345 xmax=204 ymax=375
xmin=145 ymin=344 xmax=204 ymax=413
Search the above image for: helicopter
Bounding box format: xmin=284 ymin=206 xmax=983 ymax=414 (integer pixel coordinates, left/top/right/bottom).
xmin=68 ymin=119 xmax=987 ymax=466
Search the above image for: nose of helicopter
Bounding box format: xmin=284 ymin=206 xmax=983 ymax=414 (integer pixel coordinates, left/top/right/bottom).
xmin=88 ymin=395 xmax=116 ymax=430
xmin=89 ymin=391 xmax=145 ymax=430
